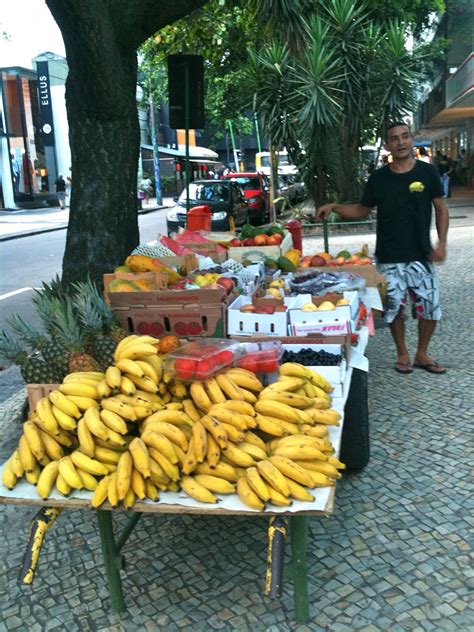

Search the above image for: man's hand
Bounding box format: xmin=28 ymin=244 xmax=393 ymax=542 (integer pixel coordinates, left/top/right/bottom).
xmin=316 ymin=203 xmax=336 ymax=221
xmin=430 ymin=242 xmax=447 ymax=262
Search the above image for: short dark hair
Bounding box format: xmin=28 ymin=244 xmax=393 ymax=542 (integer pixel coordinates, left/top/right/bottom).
xmin=384 ymin=121 xmax=410 ymax=141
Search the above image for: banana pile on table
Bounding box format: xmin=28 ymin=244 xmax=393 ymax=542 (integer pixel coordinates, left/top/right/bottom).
xmin=2 ymin=335 xmax=345 ymax=511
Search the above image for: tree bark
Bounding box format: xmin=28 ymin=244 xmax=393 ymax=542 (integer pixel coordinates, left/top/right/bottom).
xmin=46 ymin=0 xmax=207 ymax=287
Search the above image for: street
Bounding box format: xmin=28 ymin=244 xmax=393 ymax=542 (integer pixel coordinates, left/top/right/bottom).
xmin=0 ymin=208 xmax=169 ymax=334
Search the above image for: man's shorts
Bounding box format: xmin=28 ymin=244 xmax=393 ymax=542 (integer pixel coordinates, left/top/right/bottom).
xmin=377 ymin=261 xmax=442 ymax=323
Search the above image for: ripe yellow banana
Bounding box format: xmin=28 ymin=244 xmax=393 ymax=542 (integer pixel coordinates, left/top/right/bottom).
xmin=257 ymin=460 xmax=290 ymax=497
xmin=180 ymin=475 xmax=218 ymax=503
xmin=116 ymin=343 xmax=158 ymax=361
xmin=220 ymin=423 xmax=245 ymax=443
xmin=254 ymin=414 xmax=285 ymax=436
xmin=222 ymin=442 xmax=255 ymax=468
xmin=238 ymin=441 xmax=267 ymax=461
xmin=144 ymin=478 xmax=160 ymax=501
xmin=70 ymin=451 xmax=109 ymax=476
xmin=58 ymin=456 xmax=83 ymax=489
xmin=59 ymin=382 xmax=99 ymax=399
xmin=140 ymin=421 xmax=188 ymax=451
xmin=265 ymin=377 xmax=307 ymax=394
xmin=149 ymin=448 xmax=179 ymax=481
xmin=91 ymin=475 xmax=110 ymax=508
xmin=307 ymin=409 xmax=341 ymax=425
xmin=200 ymin=415 xmax=228 ymax=450
xmin=189 ymin=382 xmax=213 ymax=412
xmin=65 ymin=395 xmax=99 ymax=410
xmin=94 ymin=446 xmax=121 ymax=464
xmin=108 ymin=472 xmax=119 ymax=507
xmin=116 ymin=451 xmax=133 ymax=500
xmin=274 ymin=434 xmax=331 ymax=451
xmin=51 ymin=404 xmax=77 ymax=431
xmin=83 ymin=407 xmax=110 ymax=441
xmin=215 ymin=374 xmax=244 ymax=401
xmin=99 ymin=409 xmax=128 ymax=435
xmin=106 ymin=428 xmax=127 ymax=446
xmin=143 ymin=410 xmax=193 ymax=428
xmin=105 ymin=366 xmax=122 ymax=389
xmin=299 ymin=424 xmax=328 ymax=438
xmin=18 ymin=434 xmax=36 ymax=472
xmin=327 ymin=456 xmax=345 ymax=469
xmin=243 ymin=431 xmax=267 ymax=451
xmin=63 ymin=371 xmax=104 ymax=382
xmin=2 ymin=458 xmax=19 ymax=489
xmin=38 ymin=430 xmax=64 ymax=461
xmin=101 ymin=397 xmax=137 ymax=421
xmin=208 ymin=407 xmax=248 ymax=430
xmin=203 ymin=378 xmax=226 ymax=404
xmin=182 ymin=399 xmax=201 ymax=423
xmin=35 ymin=461 xmax=60 ymax=499
xmin=141 ymin=433 xmax=178 ymax=464
xmin=164 ymin=402 xmax=183 ymax=411
xmin=48 ymin=390 xmax=81 ymax=418
xmin=254 ymin=400 xmax=300 ymax=423
xmin=297 ymin=460 xmax=341 ymax=479
xmin=77 ymin=468 xmax=98 ymax=491
xmin=224 ymin=370 xmax=263 ymax=392
xmin=36 ymin=397 xmax=60 ymax=435
xmin=23 ymin=422 xmax=45 ymax=461
xmin=268 ymin=455 xmax=314 ymax=487
xmin=131 ymin=467 xmax=146 ymax=499
xmin=308 ymin=369 xmax=333 ymax=392
xmin=127 ymin=374 xmax=158 ymax=394
xmin=245 ymin=466 xmax=271 ymax=502
xmin=115 ymin=358 xmax=144 ymax=377
xmin=56 ymin=473 xmax=72 ymax=496
xmin=139 ymin=355 xmax=163 ymax=381
xmin=194 ymin=474 xmax=235 ymax=494
xmin=195 ymin=461 xmax=238 ymax=481
xmin=238 ymin=388 xmax=258 ymax=404
xmin=181 ymin=437 xmax=198 ymax=475
xmin=267 ymin=485 xmax=293 ymax=507
xmin=212 ymin=400 xmax=256 ymax=417
xmin=273 ymin=444 xmax=328 ymax=461
xmin=205 ymin=433 xmax=220 ymax=468
xmin=135 ymin=360 xmax=159 ymax=382
xmin=119 ymin=376 xmax=137 ymax=396
xmin=129 ymin=438 xmax=152 ymax=478
xmin=96 ymin=379 xmax=112 ymax=398
xmin=168 ymin=380 xmax=187 ymax=400
xmin=279 ymin=362 xmax=311 ymax=379
xmin=237 ymin=476 xmax=265 ymax=510
xmin=9 ymin=449 xmax=24 ymax=478
xmin=259 ymin=391 xmax=314 ymax=409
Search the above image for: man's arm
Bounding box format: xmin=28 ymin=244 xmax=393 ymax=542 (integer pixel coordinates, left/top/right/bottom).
xmin=431 ymin=197 xmax=449 ymax=262
xmin=316 ymin=202 xmax=373 ymax=222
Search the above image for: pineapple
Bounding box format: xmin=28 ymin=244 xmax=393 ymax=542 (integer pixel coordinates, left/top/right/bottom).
xmin=31 ymin=292 xmax=70 ymax=376
xmin=0 ymin=331 xmax=60 ymax=383
xmin=7 ymin=314 xmax=69 ymax=379
xmin=50 ymin=298 xmax=102 ymax=373
xmin=72 ymin=279 xmax=127 ymax=366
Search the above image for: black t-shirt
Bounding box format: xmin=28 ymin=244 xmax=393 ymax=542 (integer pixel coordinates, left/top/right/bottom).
xmin=360 ymin=161 xmax=444 ymax=263
xmin=55 ymin=178 xmax=66 ymax=192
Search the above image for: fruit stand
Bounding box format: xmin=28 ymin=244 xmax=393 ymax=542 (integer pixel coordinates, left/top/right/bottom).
xmin=0 ymin=230 xmax=379 ymax=622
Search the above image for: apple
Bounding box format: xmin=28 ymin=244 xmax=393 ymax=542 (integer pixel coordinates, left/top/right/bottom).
xmin=310 ymin=255 xmax=326 ymax=267
xmin=242 ymin=237 xmax=255 ymax=247
xmin=229 ymin=238 xmax=241 ymax=247
xmin=216 ymin=277 xmax=235 ymax=294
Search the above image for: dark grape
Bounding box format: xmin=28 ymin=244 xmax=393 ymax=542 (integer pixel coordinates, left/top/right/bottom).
xmin=282 ymin=349 xmax=342 ymax=366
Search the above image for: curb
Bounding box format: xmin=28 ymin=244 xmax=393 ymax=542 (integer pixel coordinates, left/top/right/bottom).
xmin=0 ymin=205 xmax=169 ymax=242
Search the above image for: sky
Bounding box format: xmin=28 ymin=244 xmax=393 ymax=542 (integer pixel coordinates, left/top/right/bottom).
xmin=0 ymin=0 xmax=65 ymax=68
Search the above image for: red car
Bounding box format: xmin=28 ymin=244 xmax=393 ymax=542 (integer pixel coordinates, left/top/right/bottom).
xmin=222 ymin=172 xmax=270 ymax=225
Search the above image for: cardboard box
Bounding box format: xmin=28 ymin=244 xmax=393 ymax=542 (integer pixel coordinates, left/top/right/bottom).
xmin=179 ymin=242 xmax=227 ymax=263
xmin=110 ymin=286 xmax=230 ymax=339
xmin=227 ymin=295 xmax=292 ymax=337
xmin=287 ymin=292 xmax=359 ymax=336
xmin=27 ymin=384 xmax=60 ymax=412
xmin=298 ymin=264 xmax=385 ymax=287
xmin=227 ymin=231 xmax=293 ymax=263
xmin=281 ymin=344 xmax=347 ymax=397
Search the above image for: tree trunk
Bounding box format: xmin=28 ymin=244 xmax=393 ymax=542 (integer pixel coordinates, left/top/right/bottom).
xmin=46 ymin=0 xmax=207 ymax=287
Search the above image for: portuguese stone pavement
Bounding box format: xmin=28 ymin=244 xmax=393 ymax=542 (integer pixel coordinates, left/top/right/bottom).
xmin=0 ymin=227 xmax=472 ymax=631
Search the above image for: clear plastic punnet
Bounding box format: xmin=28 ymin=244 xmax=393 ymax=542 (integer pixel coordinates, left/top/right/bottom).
xmin=165 ymin=339 xmax=240 ymax=381
xmin=235 ymin=341 xmax=282 ymax=374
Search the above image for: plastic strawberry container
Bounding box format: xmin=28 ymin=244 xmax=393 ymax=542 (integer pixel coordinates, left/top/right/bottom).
xmin=165 ymin=339 xmax=240 ymax=381
xmin=235 ymin=341 xmax=282 ymax=374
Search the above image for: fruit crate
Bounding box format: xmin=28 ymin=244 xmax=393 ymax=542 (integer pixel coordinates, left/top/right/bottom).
xmin=27 ymin=383 xmax=60 ymax=413
xmin=226 ymin=230 xmax=293 ymax=263
xmin=227 ymin=296 xmax=292 ymax=337
xmin=179 ymin=241 xmax=227 ymax=264
xmin=287 ymin=292 xmax=359 ymax=336
xmin=164 ymin=339 xmax=240 ymax=381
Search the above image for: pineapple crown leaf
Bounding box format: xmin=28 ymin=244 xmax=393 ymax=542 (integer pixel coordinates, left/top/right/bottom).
xmin=49 ymin=298 xmax=87 ymax=351
xmin=7 ymin=314 xmax=49 ymax=350
xmin=72 ymin=278 xmax=117 ymax=330
xmin=0 ymin=330 xmax=28 ymax=364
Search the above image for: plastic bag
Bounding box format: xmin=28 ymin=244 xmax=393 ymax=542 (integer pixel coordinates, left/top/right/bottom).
xmin=289 ymin=271 xmax=366 ymax=295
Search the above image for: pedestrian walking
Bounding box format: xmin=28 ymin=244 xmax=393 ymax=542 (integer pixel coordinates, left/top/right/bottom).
xmin=54 ymin=174 xmax=66 ymax=209
xmin=417 ymin=147 xmax=430 ymax=163
xmin=66 ymin=176 xmax=72 ymax=206
xmin=317 ymin=121 xmax=449 ymax=375
xmin=438 ymin=154 xmax=452 ymax=198
xmin=140 ymin=176 xmax=153 ymax=204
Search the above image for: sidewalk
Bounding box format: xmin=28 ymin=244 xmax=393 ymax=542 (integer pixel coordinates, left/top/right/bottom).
xmin=0 ymin=197 xmax=174 ymax=241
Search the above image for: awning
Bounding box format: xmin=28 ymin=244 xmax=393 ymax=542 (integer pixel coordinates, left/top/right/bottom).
xmin=157 ymin=145 xmax=218 ymax=160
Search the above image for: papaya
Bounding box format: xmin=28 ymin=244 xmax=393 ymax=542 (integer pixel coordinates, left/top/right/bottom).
xmin=133 ymin=279 xmax=156 ymax=291
xmin=114 ymin=265 xmax=133 ymax=273
xmin=109 ymin=279 xmax=140 ymax=293
xmin=277 ymin=256 xmax=297 ymax=273
xmin=285 ymin=249 xmax=302 ymax=266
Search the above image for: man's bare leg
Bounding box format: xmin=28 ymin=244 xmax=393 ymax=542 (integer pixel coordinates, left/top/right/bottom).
xmin=413 ymin=319 xmax=446 ymax=372
xmin=389 ymin=312 xmax=411 ymax=367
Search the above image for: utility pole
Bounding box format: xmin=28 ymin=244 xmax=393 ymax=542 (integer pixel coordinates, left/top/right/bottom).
xmin=149 ymin=97 xmax=162 ymax=205
xmin=227 ymin=120 xmax=240 ymax=172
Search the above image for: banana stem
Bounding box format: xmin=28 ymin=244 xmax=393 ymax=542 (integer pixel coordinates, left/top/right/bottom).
xmin=18 ymin=507 xmax=62 ymax=585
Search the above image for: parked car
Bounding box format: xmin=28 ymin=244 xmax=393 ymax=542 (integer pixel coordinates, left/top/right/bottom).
xmin=221 ymin=172 xmax=270 ymax=224
xmin=166 ymin=179 xmax=249 ymax=235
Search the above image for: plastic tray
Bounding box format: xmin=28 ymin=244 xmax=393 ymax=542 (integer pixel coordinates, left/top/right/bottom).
xmin=165 ymin=339 xmax=240 ymax=381
xmin=235 ymin=341 xmax=282 ymax=374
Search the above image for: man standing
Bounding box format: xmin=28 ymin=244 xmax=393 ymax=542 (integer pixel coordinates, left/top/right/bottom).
xmin=54 ymin=174 xmax=66 ymax=210
xmin=317 ymin=122 xmax=449 ymax=374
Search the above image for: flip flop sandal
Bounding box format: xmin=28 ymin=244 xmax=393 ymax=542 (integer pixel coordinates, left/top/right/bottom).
xmin=394 ymin=362 xmax=413 ymax=374
xmin=413 ymin=362 xmax=446 ymax=374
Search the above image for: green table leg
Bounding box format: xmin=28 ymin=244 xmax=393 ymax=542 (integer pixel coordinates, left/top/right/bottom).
xmin=290 ymin=515 xmax=310 ymax=623
xmin=96 ymin=511 xmax=126 ymax=613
